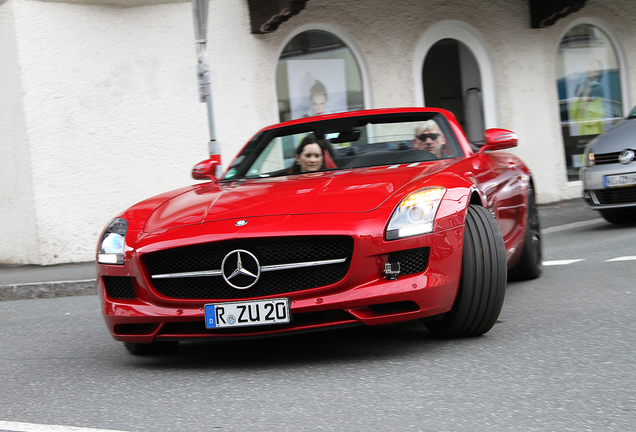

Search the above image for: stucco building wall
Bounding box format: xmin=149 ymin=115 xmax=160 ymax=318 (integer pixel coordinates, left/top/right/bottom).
xmin=0 ymin=0 xmax=39 ymax=263
xmin=1 ymin=0 xmax=635 ymax=264
xmin=2 ymin=0 xmax=210 ymax=264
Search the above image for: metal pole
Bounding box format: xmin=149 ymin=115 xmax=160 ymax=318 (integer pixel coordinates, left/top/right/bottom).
xmin=191 ymin=0 xmax=222 ymax=177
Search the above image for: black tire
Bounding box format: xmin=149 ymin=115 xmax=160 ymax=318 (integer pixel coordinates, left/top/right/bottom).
xmin=508 ymin=185 xmax=542 ymax=281
xmin=425 ymin=205 xmax=507 ymax=338
xmin=124 ymin=341 xmax=179 ymax=355
xmin=599 ymin=208 xmax=636 ymax=225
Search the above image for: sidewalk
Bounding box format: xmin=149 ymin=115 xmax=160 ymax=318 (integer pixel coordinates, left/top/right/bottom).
xmin=0 ymin=198 xmax=602 ymax=301
xmin=0 ymin=261 xmax=96 ymax=301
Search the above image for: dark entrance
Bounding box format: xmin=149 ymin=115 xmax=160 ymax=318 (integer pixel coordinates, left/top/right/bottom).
xmin=423 ymin=38 xmax=485 ymax=143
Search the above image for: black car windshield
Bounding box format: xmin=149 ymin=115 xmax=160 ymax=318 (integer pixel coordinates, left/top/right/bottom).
xmin=222 ymin=112 xmax=462 ymax=181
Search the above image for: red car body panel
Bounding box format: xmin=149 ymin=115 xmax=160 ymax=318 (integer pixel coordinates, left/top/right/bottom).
xmin=96 ymin=108 xmax=533 ymax=343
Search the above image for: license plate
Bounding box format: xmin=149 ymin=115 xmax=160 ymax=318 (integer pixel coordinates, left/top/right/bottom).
xmin=604 ymin=172 xmax=636 ymax=188
xmin=204 ymin=298 xmax=290 ymax=329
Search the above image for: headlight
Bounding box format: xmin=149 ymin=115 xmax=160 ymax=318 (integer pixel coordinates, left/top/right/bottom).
xmin=584 ymin=138 xmax=597 ymax=167
xmin=386 ymin=187 xmax=446 ymax=240
xmin=97 ymin=218 xmax=128 ymax=264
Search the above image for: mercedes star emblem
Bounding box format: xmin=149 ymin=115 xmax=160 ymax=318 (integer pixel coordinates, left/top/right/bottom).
xmin=221 ymin=249 xmax=261 ymax=289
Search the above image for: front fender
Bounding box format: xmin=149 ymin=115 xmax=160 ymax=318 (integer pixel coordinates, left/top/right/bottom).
xmin=428 ymin=171 xmax=482 ymax=232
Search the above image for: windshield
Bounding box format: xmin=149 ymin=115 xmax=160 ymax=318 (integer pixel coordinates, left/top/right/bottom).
xmin=223 ymin=112 xmax=462 ymax=181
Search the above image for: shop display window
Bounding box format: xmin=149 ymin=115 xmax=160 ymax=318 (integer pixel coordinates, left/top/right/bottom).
xmin=556 ymin=24 xmax=623 ymax=181
xmin=276 ymin=30 xmax=365 ymax=122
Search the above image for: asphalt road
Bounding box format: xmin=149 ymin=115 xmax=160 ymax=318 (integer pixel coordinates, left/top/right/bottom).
xmin=0 ymin=203 xmax=635 ymax=432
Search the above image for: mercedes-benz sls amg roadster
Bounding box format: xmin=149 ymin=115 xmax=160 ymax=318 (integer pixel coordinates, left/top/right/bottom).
xmin=97 ymin=108 xmax=542 ymax=354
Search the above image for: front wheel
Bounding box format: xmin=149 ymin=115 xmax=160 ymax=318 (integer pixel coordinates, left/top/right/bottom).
xmin=599 ymin=208 xmax=636 ymax=225
xmin=425 ymin=205 xmax=507 ymax=338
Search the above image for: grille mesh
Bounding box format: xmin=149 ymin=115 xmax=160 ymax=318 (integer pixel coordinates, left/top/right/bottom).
xmin=103 ymin=276 xmax=136 ymax=299
xmin=369 ymin=301 xmax=419 ymax=315
xmin=594 ymin=186 xmax=636 ymax=204
xmin=114 ymin=323 xmax=155 ymax=335
xmin=144 ymin=236 xmax=354 ymax=299
xmin=388 ymin=247 xmax=430 ymax=275
xmin=594 ymin=152 xmax=622 ymax=165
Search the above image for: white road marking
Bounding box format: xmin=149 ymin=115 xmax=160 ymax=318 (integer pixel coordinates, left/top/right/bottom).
xmin=543 ymin=256 xmax=636 ymax=266
xmin=542 ymin=218 xmax=605 ymax=234
xmin=605 ymin=256 xmax=636 ymax=262
xmin=0 ymin=421 xmax=129 ymax=432
xmin=543 ymin=259 xmax=585 ymax=266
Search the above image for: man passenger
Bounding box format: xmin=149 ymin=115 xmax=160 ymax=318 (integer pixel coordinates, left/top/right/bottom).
xmin=413 ymin=120 xmax=446 ymax=158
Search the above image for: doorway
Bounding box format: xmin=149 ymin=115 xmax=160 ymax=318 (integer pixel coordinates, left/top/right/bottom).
xmin=422 ymin=38 xmax=485 ymax=143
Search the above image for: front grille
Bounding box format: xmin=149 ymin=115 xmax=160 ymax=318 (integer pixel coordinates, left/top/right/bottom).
xmin=144 ymin=236 xmax=354 ymax=299
xmin=593 ymin=186 xmax=636 ymax=204
xmin=369 ymin=301 xmax=419 ymax=315
xmin=157 ymin=309 xmax=355 ymax=336
xmin=114 ymin=323 xmax=156 ymax=335
xmin=594 ymin=152 xmax=622 ymax=165
xmin=103 ymin=276 xmax=136 ymax=299
xmin=388 ymin=247 xmax=430 ymax=275
xmin=291 ymin=309 xmax=354 ymax=325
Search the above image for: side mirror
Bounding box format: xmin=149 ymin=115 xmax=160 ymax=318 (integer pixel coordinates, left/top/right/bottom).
xmin=192 ymin=159 xmax=220 ymax=181
xmin=478 ymin=128 xmax=518 ymax=153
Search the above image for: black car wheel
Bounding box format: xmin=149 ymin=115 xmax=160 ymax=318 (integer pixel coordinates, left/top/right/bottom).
xmin=599 ymin=208 xmax=636 ymax=225
xmin=508 ymin=185 xmax=542 ymax=281
xmin=425 ymin=205 xmax=506 ymax=338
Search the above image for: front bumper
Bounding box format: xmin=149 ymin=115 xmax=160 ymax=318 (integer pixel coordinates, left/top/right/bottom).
xmin=98 ymin=215 xmax=465 ymax=343
xmin=581 ymin=163 xmax=636 ymax=210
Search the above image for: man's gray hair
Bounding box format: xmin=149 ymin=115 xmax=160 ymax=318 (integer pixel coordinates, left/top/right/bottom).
xmin=415 ymin=120 xmax=441 ymax=135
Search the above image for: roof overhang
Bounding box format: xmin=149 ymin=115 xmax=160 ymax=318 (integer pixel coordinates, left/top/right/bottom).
xmin=248 ymin=0 xmax=309 ymax=34
xmin=247 ymin=0 xmax=588 ymax=34
xmin=530 ymin=0 xmax=587 ymax=28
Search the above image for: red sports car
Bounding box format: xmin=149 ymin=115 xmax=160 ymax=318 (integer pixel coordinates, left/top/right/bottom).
xmin=97 ymin=108 xmax=542 ymax=354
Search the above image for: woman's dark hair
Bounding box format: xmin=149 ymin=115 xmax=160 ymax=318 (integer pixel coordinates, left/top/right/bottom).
xmin=295 ymin=134 xmax=324 ymax=156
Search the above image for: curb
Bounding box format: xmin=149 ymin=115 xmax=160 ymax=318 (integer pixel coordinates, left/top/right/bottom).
xmin=0 ymin=279 xmax=97 ymax=301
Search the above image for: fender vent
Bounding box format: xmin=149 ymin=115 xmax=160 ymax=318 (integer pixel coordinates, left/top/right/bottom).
xmin=388 ymin=247 xmax=430 ymax=275
xmin=103 ymin=276 xmax=136 ymax=299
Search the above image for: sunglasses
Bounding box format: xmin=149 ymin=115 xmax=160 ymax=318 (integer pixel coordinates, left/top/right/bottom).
xmin=417 ymin=133 xmax=440 ymax=141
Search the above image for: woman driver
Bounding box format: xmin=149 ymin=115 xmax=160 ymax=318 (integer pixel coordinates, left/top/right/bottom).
xmin=294 ymin=134 xmax=325 ymax=173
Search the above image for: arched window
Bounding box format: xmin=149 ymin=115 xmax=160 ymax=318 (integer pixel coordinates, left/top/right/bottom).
xmin=276 ymin=29 xmax=365 ymax=122
xmin=414 ymin=21 xmax=497 ymax=141
xmin=557 ymin=23 xmax=624 ymax=181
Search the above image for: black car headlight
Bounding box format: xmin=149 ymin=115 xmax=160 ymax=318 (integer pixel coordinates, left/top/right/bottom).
xmin=386 ymin=187 xmax=445 ymax=240
xmin=97 ymin=218 xmax=128 ymax=265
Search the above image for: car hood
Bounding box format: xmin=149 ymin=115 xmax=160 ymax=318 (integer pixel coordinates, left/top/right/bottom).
xmin=143 ymin=163 xmax=448 ymax=232
xmin=592 ymin=118 xmax=636 ymax=153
